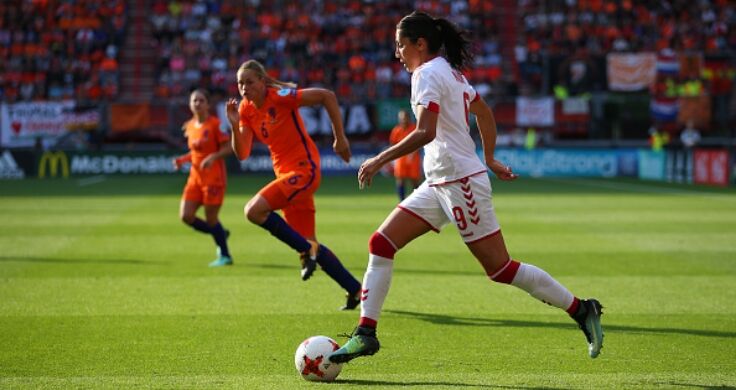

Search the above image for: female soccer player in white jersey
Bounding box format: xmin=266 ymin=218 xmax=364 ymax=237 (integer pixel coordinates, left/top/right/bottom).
xmin=330 ymin=11 xmax=603 ymax=363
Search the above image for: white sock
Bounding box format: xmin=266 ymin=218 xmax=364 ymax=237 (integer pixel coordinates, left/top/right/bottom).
xmin=510 ymin=263 xmax=574 ymax=310
xmin=360 ymin=254 xmax=393 ymax=323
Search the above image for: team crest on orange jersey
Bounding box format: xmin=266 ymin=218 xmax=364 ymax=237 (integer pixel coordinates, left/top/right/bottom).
xmin=277 ymin=88 xmax=294 ymax=97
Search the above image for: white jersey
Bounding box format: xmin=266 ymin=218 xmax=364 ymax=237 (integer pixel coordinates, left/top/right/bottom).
xmin=410 ymin=56 xmax=487 ymax=185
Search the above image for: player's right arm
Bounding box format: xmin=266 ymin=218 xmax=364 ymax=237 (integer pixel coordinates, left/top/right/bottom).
xmin=226 ymin=98 xmax=253 ymax=161
xmin=173 ymin=122 xmax=191 ymax=170
xmin=173 ymin=153 xmax=191 ymax=170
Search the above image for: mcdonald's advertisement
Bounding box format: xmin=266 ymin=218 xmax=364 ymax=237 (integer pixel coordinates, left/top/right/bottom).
xmin=36 ymin=151 xmax=181 ymax=178
xmin=1 ymin=101 xmax=100 ymax=148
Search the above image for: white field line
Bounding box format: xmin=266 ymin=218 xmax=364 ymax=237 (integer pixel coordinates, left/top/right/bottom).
xmin=76 ymin=175 xmax=106 ymax=187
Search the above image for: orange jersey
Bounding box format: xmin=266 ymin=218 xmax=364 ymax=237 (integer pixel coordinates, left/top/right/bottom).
xmin=183 ymin=115 xmax=229 ymax=185
xmin=390 ymin=123 xmax=422 ymax=179
xmin=238 ymin=88 xmax=320 ymax=176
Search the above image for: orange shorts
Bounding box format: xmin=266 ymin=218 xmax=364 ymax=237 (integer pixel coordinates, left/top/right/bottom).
xmin=182 ymin=176 xmax=225 ymax=205
xmin=394 ymin=154 xmax=421 ymax=180
xmin=258 ymin=170 xmax=321 ymax=238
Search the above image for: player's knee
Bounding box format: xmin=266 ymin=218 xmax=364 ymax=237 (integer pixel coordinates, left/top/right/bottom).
xmin=368 ymin=231 xmax=397 ymax=259
xmin=488 ymin=259 xmax=521 ymax=284
xmin=180 ymin=213 xmax=195 ymax=225
xmin=244 ymin=201 xmax=265 ymax=224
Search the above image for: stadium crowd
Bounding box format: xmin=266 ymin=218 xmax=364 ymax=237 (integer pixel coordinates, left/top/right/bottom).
xmin=149 ymin=0 xmax=504 ymax=102
xmin=0 ymin=0 xmax=127 ymax=103
xmin=516 ymin=0 xmax=735 ymax=94
xmin=0 ymin=0 xmax=733 ymax=106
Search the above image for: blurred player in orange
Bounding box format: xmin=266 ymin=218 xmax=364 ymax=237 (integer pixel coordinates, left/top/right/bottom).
xmin=389 ymin=109 xmax=422 ymax=200
xmin=173 ymin=88 xmax=233 ymax=267
xmin=225 ymin=60 xmax=361 ymax=310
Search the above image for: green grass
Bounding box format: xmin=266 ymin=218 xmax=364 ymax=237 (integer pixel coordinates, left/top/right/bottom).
xmin=1 ymin=174 xmax=735 ymax=389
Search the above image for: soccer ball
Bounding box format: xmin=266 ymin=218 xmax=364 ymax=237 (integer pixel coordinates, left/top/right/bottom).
xmin=294 ymin=335 xmax=343 ymax=382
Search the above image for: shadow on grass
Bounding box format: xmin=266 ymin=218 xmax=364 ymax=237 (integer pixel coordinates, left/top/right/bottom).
xmin=335 ymin=378 xmax=563 ymax=389
xmin=385 ymin=310 xmax=736 ymax=339
xmin=248 ymin=262 xmax=484 ymax=277
xmin=0 ymin=256 xmax=164 ymax=265
xmin=660 ymin=383 xmax=736 ymax=390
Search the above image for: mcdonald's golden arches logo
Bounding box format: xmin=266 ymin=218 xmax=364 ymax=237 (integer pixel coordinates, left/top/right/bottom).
xmin=38 ymin=151 xmax=69 ymax=178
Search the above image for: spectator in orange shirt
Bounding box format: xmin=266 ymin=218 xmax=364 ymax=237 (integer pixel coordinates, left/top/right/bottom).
xmin=225 ymin=60 xmax=362 ymax=310
xmin=173 ymin=89 xmax=233 ymax=267
xmin=389 ymin=109 xmax=421 ymax=200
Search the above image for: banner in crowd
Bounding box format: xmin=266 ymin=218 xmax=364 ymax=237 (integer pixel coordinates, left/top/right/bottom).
xmin=1 ymin=101 xmax=100 ymax=148
xmin=109 ymin=104 xmax=150 ymax=133
xmin=638 ymin=150 xmax=666 ymax=180
xmin=493 ymin=148 xmax=621 ymax=177
xmin=515 ymin=97 xmax=554 ymax=127
xmin=238 ymin=148 xmax=374 ymax=175
xmin=35 ymin=151 xmax=180 ymax=178
xmin=214 ymin=102 xmax=379 ymax=136
xmin=607 ymin=53 xmax=657 ymax=91
xmin=656 ymin=49 xmax=680 ymax=75
xmin=650 ymin=97 xmax=679 ymax=122
xmin=677 ymin=95 xmax=711 ymax=127
xmin=2 ymin=147 xmax=731 ymax=187
xmin=0 ymin=149 xmax=26 ymax=179
xmin=298 ymin=105 xmax=373 ymax=135
xmin=693 ymin=149 xmax=730 ymax=187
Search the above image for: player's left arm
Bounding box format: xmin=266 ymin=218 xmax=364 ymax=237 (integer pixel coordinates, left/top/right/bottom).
xmin=470 ymin=96 xmax=517 ymax=181
xmin=298 ymin=88 xmax=351 ymax=163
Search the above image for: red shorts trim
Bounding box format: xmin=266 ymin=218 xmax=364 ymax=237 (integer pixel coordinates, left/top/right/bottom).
xmin=465 ymin=228 xmax=501 ymax=244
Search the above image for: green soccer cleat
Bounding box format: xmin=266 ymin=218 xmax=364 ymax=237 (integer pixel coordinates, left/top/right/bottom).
xmin=573 ymin=299 xmax=604 ymax=358
xmin=329 ymin=327 xmax=380 ymax=363
xmin=209 ymin=255 xmax=233 ymax=267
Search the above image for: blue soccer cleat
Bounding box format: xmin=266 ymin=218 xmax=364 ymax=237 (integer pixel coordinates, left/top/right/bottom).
xmin=209 ymin=255 xmax=233 ymax=267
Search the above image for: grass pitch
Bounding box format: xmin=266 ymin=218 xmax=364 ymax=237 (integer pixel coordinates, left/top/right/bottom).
xmin=1 ymin=174 xmax=735 ymax=389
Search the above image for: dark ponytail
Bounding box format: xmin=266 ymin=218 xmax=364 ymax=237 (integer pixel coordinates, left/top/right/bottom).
xmin=397 ymin=11 xmax=474 ymax=70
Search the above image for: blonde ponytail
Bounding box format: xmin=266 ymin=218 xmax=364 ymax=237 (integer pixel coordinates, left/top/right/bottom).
xmin=237 ymin=60 xmax=297 ymax=89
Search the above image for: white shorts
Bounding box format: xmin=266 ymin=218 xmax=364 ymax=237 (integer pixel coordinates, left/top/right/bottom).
xmin=398 ymin=173 xmax=501 ymax=243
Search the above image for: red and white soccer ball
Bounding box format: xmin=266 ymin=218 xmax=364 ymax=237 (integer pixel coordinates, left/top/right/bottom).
xmin=294 ymin=335 xmax=343 ymax=382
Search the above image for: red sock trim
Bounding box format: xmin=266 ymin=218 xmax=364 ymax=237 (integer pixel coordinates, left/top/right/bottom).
xmin=358 ymin=317 xmax=377 ymax=328
xmin=566 ymin=297 xmax=580 ymax=315
xmin=491 ymin=260 xmax=520 ymax=284
xmin=369 ymin=231 xmax=396 ymax=259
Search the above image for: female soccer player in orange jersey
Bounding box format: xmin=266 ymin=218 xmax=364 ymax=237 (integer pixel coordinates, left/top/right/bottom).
xmin=225 ymin=60 xmax=361 ymax=310
xmin=173 ymin=89 xmax=233 ymax=267
xmin=389 ymin=109 xmax=422 ymax=200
